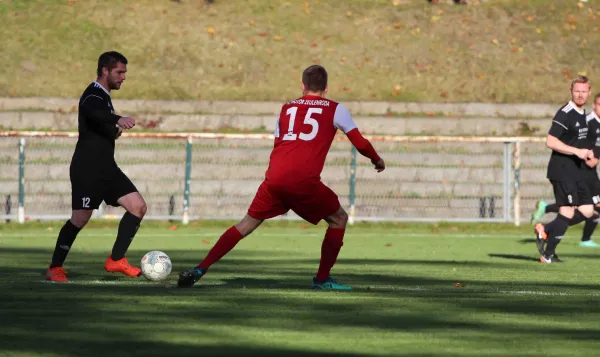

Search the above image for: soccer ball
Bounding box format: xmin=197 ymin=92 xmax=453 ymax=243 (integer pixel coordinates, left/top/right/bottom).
xmin=140 ymin=251 xmax=172 ymax=281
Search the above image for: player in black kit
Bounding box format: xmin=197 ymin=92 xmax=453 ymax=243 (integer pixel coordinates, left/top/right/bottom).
xmin=531 ymin=93 xmax=600 ymax=248
xmin=46 ymin=51 xmax=147 ymax=282
xmin=533 ymin=76 xmax=594 ymax=263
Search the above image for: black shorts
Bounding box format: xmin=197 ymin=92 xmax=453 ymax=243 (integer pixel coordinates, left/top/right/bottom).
xmin=586 ymin=177 xmax=600 ymax=205
xmin=551 ymin=180 xmax=592 ymax=207
xmin=71 ymin=167 xmax=138 ymax=210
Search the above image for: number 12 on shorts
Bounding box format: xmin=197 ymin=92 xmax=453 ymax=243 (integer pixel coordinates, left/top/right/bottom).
xmin=82 ymin=197 xmax=90 ymax=208
xmin=282 ymin=107 xmax=321 ymax=141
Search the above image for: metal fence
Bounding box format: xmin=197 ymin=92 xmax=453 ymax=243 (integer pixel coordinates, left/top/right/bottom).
xmin=0 ymin=131 xmax=553 ymax=225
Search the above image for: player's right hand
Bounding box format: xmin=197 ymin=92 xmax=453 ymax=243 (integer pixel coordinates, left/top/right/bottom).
xmin=373 ymin=158 xmax=385 ymax=172
xmin=117 ymin=117 xmax=136 ymax=130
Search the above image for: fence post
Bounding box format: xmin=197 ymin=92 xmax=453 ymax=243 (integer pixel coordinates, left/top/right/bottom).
xmin=182 ymin=136 xmax=192 ymax=225
xmin=502 ymin=142 xmax=512 ymax=223
xmin=18 ymin=137 xmax=25 ymax=224
xmin=513 ymin=140 xmax=521 ymax=226
xmin=348 ymin=146 xmax=357 ymax=225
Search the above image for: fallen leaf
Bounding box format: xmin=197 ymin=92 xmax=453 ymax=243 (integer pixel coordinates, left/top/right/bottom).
xmin=249 ymin=20 xmax=255 ymax=25
xmin=394 ymin=23 xmax=402 ymax=29
xmin=258 ymin=32 xmax=268 ymax=37
xmin=454 ymin=282 xmax=465 ymax=288
xmin=536 ymin=28 xmax=542 ymax=34
xmin=169 ymin=225 xmax=178 ymax=231
xmin=527 ymin=16 xmax=534 ymax=22
xmin=385 ymin=243 xmax=392 ymax=247
xmin=273 ymin=35 xmax=283 ymax=41
xmin=393 ymin=0 xmax=399 ymax=5
xmin=475 ymin=73 xmax=485 ymax=79
xmin=310 ymin=42 xmax=318 ymax=48
xmin=491 ymin=39 xmax=499 ymax=45
xmin=202 ymin=239 xmax=210 ymax=244
xmin=440 ymin=90 xmax=448 ymax=98
xmin=207 ymin=27 xmax=215 ymax=35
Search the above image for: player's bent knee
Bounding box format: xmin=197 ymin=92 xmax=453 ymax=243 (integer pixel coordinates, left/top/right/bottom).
xmin=235 ymin=215 xmax=263 ymax=237
xmin=326 ymin=207 xmax=348 ymax=228
xmin=70 ymin=210 xmax=93 ymax=228
xmin=578 ymin=204 xmax=594 ymax=218
xmin=558 ymin=206 xmax=576 ymax=218
xmin=136 ymin=200 xmax=148 ymax=218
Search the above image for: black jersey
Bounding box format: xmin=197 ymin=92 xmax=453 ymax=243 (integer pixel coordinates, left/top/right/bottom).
xmin=71 ymin=82 xmax=122 ymax=176
xmin=546 ymin=101 xmax=588 ymax=181
xmin=582 ymin=112 xmax=600 ymax=180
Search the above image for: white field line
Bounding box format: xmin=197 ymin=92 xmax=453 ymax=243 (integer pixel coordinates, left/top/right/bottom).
xmin=31 ymin=280 xmax=600 ymax=297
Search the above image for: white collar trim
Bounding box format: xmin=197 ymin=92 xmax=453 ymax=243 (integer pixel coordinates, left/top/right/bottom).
xmin=93 ymin=81 xmax=111 ymax=96
xmin=568 ymin=100 xmax=584 ymax=115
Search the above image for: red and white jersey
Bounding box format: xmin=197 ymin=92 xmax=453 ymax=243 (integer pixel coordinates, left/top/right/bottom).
xmin=265 ymin=95 xmax=357 ymax=186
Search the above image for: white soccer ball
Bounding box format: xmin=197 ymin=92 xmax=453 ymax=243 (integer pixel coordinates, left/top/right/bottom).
xmin=141 ymin=251 xmax=172 ymax=282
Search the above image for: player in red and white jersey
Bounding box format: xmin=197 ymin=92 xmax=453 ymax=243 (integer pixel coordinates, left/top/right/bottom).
xmin=178 ymin=65 xmax=385 ymax=290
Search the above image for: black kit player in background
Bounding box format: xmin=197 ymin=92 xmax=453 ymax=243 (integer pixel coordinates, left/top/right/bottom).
xmin=533 ymin=76 xmax=595 ymax=263
xmin=46 ymin=51 xmax=148 ymax=282
xmin=531 ymin=93 xmax=600 ymax=248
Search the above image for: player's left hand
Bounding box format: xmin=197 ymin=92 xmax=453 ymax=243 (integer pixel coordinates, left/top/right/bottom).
xmin=373 ymin=158 xmax=385 ymax=172
xmin=586 ymin=149 xmax=596 ymax=160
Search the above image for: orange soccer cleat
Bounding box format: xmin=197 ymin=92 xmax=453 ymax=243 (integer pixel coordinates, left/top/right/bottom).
xmin=46 ymin=266 xmax=69 ymax=282
xmin=104 ymin=256 xmax=142 ymax=278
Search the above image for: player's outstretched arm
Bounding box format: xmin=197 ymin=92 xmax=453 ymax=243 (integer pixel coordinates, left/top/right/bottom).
xmin=333 ymin=104 xmax=384 ymax=172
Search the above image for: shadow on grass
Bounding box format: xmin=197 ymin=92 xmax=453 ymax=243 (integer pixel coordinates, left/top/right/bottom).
xmin=2 ymin=248 xmax=600 ymax=356
xmin=488 ymin=253 xmax=539 ymax=262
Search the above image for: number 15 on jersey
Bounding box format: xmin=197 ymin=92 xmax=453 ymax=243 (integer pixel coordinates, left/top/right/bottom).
xmin=278 ymin=107 xmax=322 ymax=142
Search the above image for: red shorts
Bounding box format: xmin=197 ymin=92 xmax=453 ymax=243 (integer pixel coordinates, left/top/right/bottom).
xmin=247 ymin=181 xmax=341 ymax=225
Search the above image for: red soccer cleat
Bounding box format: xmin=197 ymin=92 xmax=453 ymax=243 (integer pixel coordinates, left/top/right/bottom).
xmin=46 ymin=266 xmax=68 ymax=282
xmin=104 ymin=256 xmax=142 ymax=278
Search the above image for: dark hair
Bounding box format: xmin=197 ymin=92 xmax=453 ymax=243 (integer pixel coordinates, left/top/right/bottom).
xmin=302 ymin=65 xmax=328 ymax=92
xmin=596 ymin=93 xmax=600 ymax=103
xmin=97 ymin=51 xmax=128 ymax=77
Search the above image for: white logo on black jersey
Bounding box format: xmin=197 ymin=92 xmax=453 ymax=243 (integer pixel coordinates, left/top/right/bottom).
xmin=576 ymin=122 xmax=580 ymax=127
xmin=596 ymin=129 xmax=599 ymax=134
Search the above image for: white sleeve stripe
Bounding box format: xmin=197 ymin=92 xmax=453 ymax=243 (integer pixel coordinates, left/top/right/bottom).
xmin=552 ymin=120 xmax=568 ymax=130
xmin=81 ymin=94 xmax=104 ymax=106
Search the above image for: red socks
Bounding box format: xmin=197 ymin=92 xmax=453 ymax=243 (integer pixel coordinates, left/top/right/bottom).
xmin=197 ymin=225 xmax=345 ymax=280
xmin=316 ymin=228 xmax=345 ymax=281
xmin=197 ymin=226 xmax=243 ymax=270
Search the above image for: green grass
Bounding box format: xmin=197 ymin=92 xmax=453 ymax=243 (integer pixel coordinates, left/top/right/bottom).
xmin=1 ymin=220 xmax=600 ymax=356
xmin=1 ymin=0 xmax=599 ymax=103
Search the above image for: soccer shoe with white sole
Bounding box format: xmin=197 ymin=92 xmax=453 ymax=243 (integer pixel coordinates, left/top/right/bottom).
xmin=312 ymin=277 xmax=352 ymax=291
xmin=177 ymin=267 xmax=206 ymax=288
xmin=540 ymin=254 xmax=563 ymax=264
xmin=530 ymin=201 xmax=548 ymax=224
xmin=580 ymin=240 xmax=600 ymax=248
xmin=534 ymin=223 xmax=547 ymax=255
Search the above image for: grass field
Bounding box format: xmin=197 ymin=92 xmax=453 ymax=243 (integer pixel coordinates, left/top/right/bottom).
xmin=1 ymin=0 xmax=599 ymax=103
xmin=1 ymin=220 xmax=600 ymax=357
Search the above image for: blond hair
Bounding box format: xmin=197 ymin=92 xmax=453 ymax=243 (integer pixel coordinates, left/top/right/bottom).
xmin=571 ymin=75 xmax=590 ymax=89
